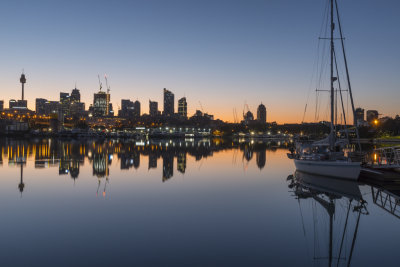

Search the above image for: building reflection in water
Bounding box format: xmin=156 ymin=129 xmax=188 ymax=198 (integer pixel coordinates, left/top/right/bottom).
xmin=256 ymin=150 xmax=266 ymax=170
xmin=162 ymin=153 xmax=174 ymax=182
xmin=0 ymin=138 xmax=291 ymax=193
xmin=177 ymin=152 xmax=186 ymax=174
xmin=148 ymin=153 xmax=157 ymax=170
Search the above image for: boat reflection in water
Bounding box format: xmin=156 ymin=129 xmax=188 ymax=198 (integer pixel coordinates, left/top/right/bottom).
xmin=287 ymin=171 xmax=369 ymax=267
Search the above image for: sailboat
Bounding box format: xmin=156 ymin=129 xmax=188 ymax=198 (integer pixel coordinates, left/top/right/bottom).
xmin=288 ymin=0 xmax=361 ymax=180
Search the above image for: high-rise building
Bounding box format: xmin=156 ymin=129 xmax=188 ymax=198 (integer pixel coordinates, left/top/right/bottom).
xmin=119 ymin=99 xmax=139 ymax=118
xmin=120 ymin=99 xmax=133 ymax=118
xmin=163 ymin=88 xmax=174 ymax=116
xmin=108 ymin=103 xmax=114 ymax=117
xmin=149 ymin=100 xmax=158 ymax=117
xmin=133 ymin=100 xmax=141 ymax=118
xmin=354 ymin=108 xmax=365 ymax=125
xmin=60 ymin=92 xmax=71 ymax=118
xmin=178 ymin=97 xmax=187 ymax=118
xmin=93 ymin=91 xmax=110 ymax=117
xmin=70 ymin=102 xmax=85 ymax=117
xmin=71 ymin=88 xmax=81 ymax=103
xmin=36 ymin=98 xmax=47 ymax=115
xmin=257 ymin=103 xmax=267 ymax=123
xmin=366 ymin=110 xmax=379 ymax=123
xmin=44 ymin=101 xmax=61 ymax=116
xmin=0 ymin=100 xmax=3 ymax=111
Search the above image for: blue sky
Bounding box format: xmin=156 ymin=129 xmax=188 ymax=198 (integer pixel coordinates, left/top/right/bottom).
xmin=0 ymin=0 xmax=399 ymax=122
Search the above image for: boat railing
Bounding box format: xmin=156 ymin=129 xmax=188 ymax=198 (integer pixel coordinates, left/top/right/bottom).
xmin=371 ymin=146 xmax=400 ymax=169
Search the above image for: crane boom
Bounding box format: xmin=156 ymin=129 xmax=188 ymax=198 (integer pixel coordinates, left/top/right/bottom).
xmin=97 ymin=75 xmax=103 ymax=91
xmin=104 ymin=74 xmax=110 ymax=94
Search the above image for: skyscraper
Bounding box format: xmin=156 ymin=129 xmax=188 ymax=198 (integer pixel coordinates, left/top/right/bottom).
xmin=0 ymin=100 xmax=4 ymax=111
xmin=178 ymin=97 xmax=187 ymax=118
xmin=354 ymin=107 xmax=365 ymax=125
xmin=36 ymin=98 xmax=47 ymax=115
xmin=120 ymin=99 xmax=133 ymax=118
xmin=93 ymin=91 xmax=110 ymax=117
xmin=60 ymin=92 xmax=71 ymax=118
xmin=70 ymin=102 xmax=85 ymax=117
xmin=133 ymin=100 xmax=141 ymax=118
xmin=119 ymin=99 xmax=139 ymax=118
xmin=163 ymin=88 xmax=174 ymax=116
xmin=71 ymin=88 xmax=81 ymax=103
xmin=257 ymin=103 xmax=267 ymax=123
xmin=149 ymin=100 xmax=158 ymax=117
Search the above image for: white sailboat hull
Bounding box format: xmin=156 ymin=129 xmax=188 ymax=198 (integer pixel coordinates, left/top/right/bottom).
xmin=294 ymin=159 xmax=361 ymax=180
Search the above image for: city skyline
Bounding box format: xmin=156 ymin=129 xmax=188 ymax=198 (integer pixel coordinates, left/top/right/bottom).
xmin=0 ymin=0 xmax=399 ymax=123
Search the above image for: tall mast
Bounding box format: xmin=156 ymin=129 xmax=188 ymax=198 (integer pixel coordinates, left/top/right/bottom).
xmin=330 ymin=0 xmax=335 ymax=149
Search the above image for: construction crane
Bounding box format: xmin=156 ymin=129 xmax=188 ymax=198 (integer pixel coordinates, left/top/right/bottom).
xmin=97 ymin=74 xmax=103 ymax=91
xmin=233 ymin=108 xmax=238 ymax=123
xmin=104 ymin=74 xmax=111 ymax=94
xmin=198 ymin=101 xmax=204 ymax=113
xmin=243 ymin=102 xmax=250 ymax=117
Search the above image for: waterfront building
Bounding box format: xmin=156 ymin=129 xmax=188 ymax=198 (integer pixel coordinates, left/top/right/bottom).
xmin=257 ymin=103 xmax=267 ymax=123
xmin=17 ymin=100 xmax=28 ymax=108
xmin=36 ymin=98 xmax=47 ymax=115
xmin=354 ymin=107 xmax=365 ymax=125
xmin=178 ymin=97 xmax=187 ymax=118
xmin=9 ymin=99 xmax=17 ymax=109
xmin=149 ymin=100 xmax=158 ymax=117
xmin=366 ymin=110 xmax=379 ymax=123
xmin=163 ymin=88 xmax=174 ymax=116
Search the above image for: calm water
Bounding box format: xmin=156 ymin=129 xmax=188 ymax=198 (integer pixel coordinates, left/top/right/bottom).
xmin=0 ymin=138 xmax=399 ymax=267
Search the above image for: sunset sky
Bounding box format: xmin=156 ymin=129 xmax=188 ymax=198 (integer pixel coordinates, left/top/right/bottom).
xmin=0 ymin=0 xmax=399 ymax=123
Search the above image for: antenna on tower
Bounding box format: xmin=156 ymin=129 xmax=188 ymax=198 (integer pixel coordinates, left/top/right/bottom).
xmin=97 ymin=75 xmax=103 ymax=91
